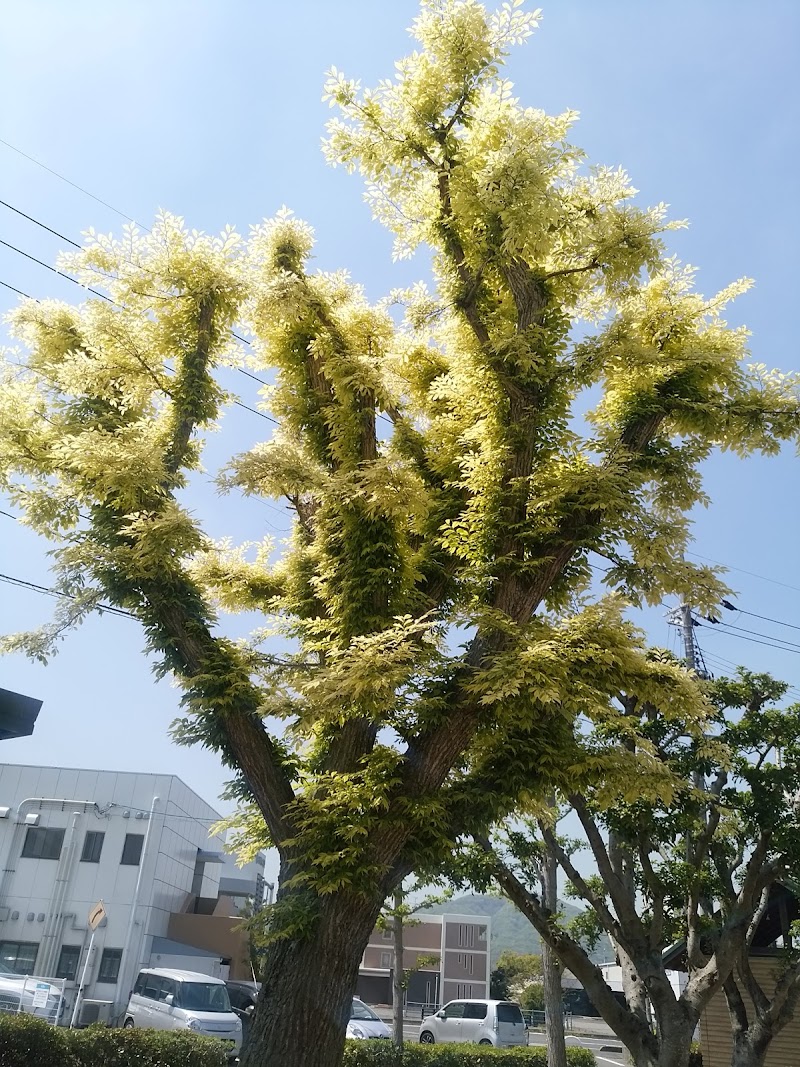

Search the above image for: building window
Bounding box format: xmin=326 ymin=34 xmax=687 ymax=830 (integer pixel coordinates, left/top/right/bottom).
xmin=0 ymin=941 xmax=38 ymax=975
xmin=120 ymin=833 xmax=144 ymax=866
xmin=380 ymin=951 xmax=392 ymax=968
xmin=456 ymin=983 xmax=474 ymax=998
xmin=80 ymin=831 xmax=105 ymax=864
xmin=97 ymin=948 xmax=122 ymax=983
xmin=21 ymin=826 xmax=65 ymax=860
xmin=382 ymin=927 xmax=393 ymax=940
xmin=457 ymin=923 xmax=475 ymax=948
xmin=478 ymin=925 xmax=487 ymax=942
xmin=56 ymin=945 xmax=81 ymax=981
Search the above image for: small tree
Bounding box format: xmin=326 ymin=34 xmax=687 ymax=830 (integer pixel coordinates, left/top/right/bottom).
xmin=478 ymin=669 xmax=800 ymax=1067
xmin=379 ymin=885 xmax=448 ymax=1045
xmin=2 ymin=3 xmax=799 ymax=1066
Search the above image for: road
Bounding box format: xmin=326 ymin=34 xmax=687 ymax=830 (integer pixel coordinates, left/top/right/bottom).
xmin=402 ymin=1020 xmax=626 ymax=1065
xmin=527 ymin=1031 xmax=626 ymax=1065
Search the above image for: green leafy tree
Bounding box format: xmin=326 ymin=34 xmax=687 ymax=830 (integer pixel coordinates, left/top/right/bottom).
xmin=1 ymin=2 xmax=800 ymax=1065
xmin=477 ymin=669 xmax=800 ymax=1067
xmin=494 ymin=950 xmax=543 ymax=991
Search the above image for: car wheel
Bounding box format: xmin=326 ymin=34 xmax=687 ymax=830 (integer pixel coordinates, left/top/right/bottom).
xmin=420 ymin=1031 xmax=435 ymax=1044
xmin=123 ymin=1018 xmax=135 ymax=1028
xmin=479 ymin=1039 xmax=493 ymax=1045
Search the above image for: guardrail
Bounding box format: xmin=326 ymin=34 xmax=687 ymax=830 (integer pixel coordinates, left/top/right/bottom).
xmin=522 ymin=1009 xmax=574 ymax=1030
xmin=0 ymin=974 xmax=67 ymax=1026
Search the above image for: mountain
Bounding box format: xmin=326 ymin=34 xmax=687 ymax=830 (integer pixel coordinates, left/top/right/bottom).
xmin=421 ymin=893 xmax=611 ymax=966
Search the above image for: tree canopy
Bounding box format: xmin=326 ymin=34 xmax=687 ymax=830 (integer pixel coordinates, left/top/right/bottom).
xmin=1 ymin=3 xmax=799 ymax=1065
xmin=476 ymin=668 xmax=800 ymax=1067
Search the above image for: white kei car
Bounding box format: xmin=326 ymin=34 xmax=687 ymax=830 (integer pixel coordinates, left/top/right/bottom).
xmin=419 ymin=999 xmax=527 ymax=1046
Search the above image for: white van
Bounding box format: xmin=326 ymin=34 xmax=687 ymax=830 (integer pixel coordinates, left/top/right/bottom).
xmin=418 ymin=999 xmax=527 ymax=1046
xmin=125 ymin=967 xmax=242 ymax=1059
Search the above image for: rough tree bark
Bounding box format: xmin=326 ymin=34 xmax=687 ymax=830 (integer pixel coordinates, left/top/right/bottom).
xmin=393 ymin=889 xmax=405 ymax=1047
xmin=240 ymin=885 xmax=384 ymax=1067
xmin=541 ymin=831 xmax=568 ymax=1067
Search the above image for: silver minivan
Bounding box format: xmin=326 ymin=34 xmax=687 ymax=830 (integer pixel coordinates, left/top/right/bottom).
xmin=419 ymin=999 xmax=527 ymax=1046
xmin=125 ymin=967 xmax=242 ymax=1059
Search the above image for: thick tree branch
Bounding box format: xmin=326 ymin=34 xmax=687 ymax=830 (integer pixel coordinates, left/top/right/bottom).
xmin=475 ymin=836 xmax=660 ymax=1065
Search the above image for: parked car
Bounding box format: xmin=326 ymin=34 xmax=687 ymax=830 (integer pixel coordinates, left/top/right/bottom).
xmin=225 ymin=979 xmax=260 ymax=1018
xmin=125 ymin=968 xmax=241 ymax=1060
xmin=0 ymin=967 xmax=64 ymax=1023
xmin=347 ymin=997 xmax=391 ymax=1040
xmin=418 ymin=999 xmax=527 ymax=1046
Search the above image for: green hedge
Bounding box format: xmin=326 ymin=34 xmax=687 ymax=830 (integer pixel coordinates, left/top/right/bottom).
xmin=0 ymin=1017 xmax=598 ymax=1067
xmin=0 ymin=1016 xmax=227 ymax=1067
xmin=342 ymin=1044 xmax=596 ymax=1067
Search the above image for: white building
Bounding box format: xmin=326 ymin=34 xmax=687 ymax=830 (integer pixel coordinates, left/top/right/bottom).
xmin=0 ymin=763 xmax=229 ymax=1022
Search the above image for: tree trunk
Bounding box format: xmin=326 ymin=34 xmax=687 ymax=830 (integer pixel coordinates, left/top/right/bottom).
xmin=541 ymin=842 xmax=567 ymax=1067
xmin=392 ymin=889 xmax=405 ymax=1047
xmin=730 ymin=1034 xmax=770 ymax=1067
xmin=240 ymin=887 xmax=382 ymax=1067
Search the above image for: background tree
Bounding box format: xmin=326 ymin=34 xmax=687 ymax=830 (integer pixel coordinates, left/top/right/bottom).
xmin=477 ymin=668 xmax=800 ymax=1067
xmin=378 ymin=884 xmax=449 ymax=1045
xmin=2 ymin=2 xmax=800 ymax=1066
xmin=494 ymin=950 xmax=543 ymax=993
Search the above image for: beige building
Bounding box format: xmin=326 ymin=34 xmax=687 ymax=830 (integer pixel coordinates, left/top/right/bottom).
xmin=665 ymin=883 xmax=800 ymax=1067
xmin=358 ymin=913 xmax=491 ymax=1008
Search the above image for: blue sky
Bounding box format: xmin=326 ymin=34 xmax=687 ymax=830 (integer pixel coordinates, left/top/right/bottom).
xmin=1 ymin=0 xmax=799 ymax=858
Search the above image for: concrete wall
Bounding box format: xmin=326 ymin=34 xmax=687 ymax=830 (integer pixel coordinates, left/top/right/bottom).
xmin=167 ymin=912 xmax=252 ymax=980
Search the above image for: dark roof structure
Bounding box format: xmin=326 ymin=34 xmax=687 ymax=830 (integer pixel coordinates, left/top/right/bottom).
xmin=663 ymin=881 xmax=800 ymax=969
xmin=0 ymin=688 xmax=42 ymax=741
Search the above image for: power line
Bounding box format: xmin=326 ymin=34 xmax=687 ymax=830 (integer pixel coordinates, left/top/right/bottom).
xmin=687 ymin=550 xmax=800 ymax=596
xmin=0 ymin=136 xmax=147 ymax=229
xmin=697 ymin=621 xmax=800 ymax=657
xmin=0 ymin=198 xmax=397 ymax=428
xmin=0 ymin=200 xmax=276 ymax=402
xmin=0 ymin=279 xmax=35 ymax=301
xmin=0 ymin=198 xmax=81 ymax=248
xmin=0 ymin=571 xmax=134 ymax=619
xmin=0 ymin=237 xmax=112 ymax=302
xmin=725 ymin=605 xmax=800 ymax=635
xmin=710 ymin=620 xmax=800 ymax=652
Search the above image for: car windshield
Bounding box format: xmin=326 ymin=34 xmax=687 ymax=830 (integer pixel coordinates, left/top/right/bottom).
xmin=350 ymin=999 xmax=380 ymax=1021
xmin=497 ymin=1003 xmax=524 ymax=1024
xmin=176 ymin=983 xmax=231 ymax=1013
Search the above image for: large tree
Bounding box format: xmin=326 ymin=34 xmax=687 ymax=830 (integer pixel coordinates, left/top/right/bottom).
xmin=477 ymin=670 xmax=800 ymax=1067
xmin=1 ymin=3 xmax=799 ymax=1066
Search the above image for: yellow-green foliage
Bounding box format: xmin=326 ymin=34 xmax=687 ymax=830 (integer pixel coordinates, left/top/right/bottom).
xmin=1 ymin=1 xmax=799 ymax=906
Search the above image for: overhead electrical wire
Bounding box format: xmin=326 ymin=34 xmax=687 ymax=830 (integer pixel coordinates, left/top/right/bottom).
xmin=0 ymin=198 xmax=81 ymax=248
xmin=0 ymin=136 xmax=147 ymax=229
xmin=0 ymin=189 xmax=393 ymax=427
xmin=0 ymin=236 xmax=112 ymax=302
xmin=0 ymin=571 xmax=134 ymax=619
xmin=0 ymin=278 xmax=35 ymax=300
xmin=708 ymin=619 xmax=800 ymax=652
xmin=687 ymin=550 xmax=800 ymax=596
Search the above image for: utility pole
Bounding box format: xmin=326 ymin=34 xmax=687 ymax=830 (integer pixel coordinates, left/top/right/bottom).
xmin=680 ymin=603 xmax=698 ymax=672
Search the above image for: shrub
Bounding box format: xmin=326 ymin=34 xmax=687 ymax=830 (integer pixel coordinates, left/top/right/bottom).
xmin=341 ymin=1043 xmax=595 ymax=1067
xmin=0 ymin=1013 xmax=76 ymax=1067
xmin=0 ymin=1016 xmax=227 ymax=1067
xmin=689 ymin=1043 xmax=703 ymax=1067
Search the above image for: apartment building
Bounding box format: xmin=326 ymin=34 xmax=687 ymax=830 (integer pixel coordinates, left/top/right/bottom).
xmin=0 ymin=763 xmax=234 ymax=1022
xmin=358 ymin=912 xmax=490 ymax=1007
